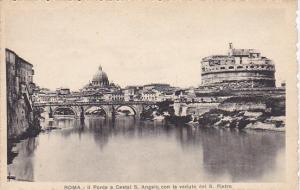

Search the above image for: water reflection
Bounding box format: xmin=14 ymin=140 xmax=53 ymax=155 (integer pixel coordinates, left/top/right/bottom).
xmin=8 ymin=137 xmax=38 ymax=181
xmin=8 ymin=117 xmax=285 ymax=182
xmin=196 ymin=128 xmax=285 ymax=182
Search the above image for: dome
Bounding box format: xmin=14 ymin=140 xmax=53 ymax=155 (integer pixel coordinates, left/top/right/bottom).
xmin=91 ymin=65 xmax=109 ymax=87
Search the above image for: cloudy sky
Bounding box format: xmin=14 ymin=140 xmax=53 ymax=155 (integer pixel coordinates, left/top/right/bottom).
xmin=4 ymin=1 xmax=296 ymax=91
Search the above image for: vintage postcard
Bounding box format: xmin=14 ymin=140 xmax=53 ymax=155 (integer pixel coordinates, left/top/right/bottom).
xmin=0 ymin=0 xmax=298 ymax=190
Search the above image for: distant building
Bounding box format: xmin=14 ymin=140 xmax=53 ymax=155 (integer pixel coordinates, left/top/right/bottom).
xmin=122 ymin=86 xmax=143 ymax=101
xmin=158 ymin=91 xmax=175 ymax=101
xmin=80 ymin=65 xmax=121 ymax=94
xmin=141 ymin=90 xmax=159 ymax=101
xmin=143 ymin=83 xmax=170 ymax=91
xmin=200 ymin=43 xmax=276 ymax=89
xmin=103 ymin=92 xmax=125 ymax=102
xmin=56 ymin=88 xmax=71 ymax=95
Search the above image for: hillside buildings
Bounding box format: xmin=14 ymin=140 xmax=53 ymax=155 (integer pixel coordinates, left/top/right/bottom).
xmin=33 ymin=65 xmax=179 ymax=103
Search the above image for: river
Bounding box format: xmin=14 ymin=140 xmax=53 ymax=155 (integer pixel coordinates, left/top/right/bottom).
xmin=8 ymin=117 xmax=285 ymax=182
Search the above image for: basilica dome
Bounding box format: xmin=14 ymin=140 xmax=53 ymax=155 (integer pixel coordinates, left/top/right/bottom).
xmin=92 ymin=66 xmax=109 ymax=87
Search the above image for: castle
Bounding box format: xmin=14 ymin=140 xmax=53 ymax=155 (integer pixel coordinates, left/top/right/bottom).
xmin=176 ymin=44 xmax=285 ymax=117
xmin=200 ymin=43 xmax=276 ymax=90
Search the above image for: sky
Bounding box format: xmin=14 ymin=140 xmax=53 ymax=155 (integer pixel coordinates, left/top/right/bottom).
xmin=3 ymin=1 xmax=296 ymax=91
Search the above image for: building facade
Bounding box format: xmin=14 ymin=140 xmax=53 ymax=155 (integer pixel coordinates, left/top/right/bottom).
xmin=6 ymin=49 xmax=36 ymax=138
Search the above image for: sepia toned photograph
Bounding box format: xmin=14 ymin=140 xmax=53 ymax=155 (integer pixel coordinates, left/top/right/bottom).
xmin=0 ymin=0 xmax=298 ymax=190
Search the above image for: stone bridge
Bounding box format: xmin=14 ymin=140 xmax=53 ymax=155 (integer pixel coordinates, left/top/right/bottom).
xmin=33 ymin=101 xmax=158 ymax=119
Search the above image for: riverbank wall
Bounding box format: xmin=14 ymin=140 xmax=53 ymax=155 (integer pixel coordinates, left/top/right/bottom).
xmin=197 ymin=95 xmax=285 ymax=131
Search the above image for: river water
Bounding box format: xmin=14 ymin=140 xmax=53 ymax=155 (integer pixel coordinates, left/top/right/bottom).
xmin=8 ymin=117 xmax=285 ymax=182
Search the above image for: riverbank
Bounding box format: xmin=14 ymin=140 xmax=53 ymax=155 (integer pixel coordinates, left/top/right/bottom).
xmin=197 ymin=96 xmax=285 ymax=131
xmin=162 ymin=95 xmax=285 ymax=132
xmin=197 ymin=109 xmax=285 ymax=131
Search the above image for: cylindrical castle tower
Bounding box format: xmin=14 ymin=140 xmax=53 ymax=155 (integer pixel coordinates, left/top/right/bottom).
xmin=200 ymin=43 xmax=276 ymax=89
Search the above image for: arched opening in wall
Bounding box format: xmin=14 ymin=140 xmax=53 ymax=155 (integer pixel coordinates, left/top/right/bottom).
xmin=53 ymin=107 xmax=76 ymax=118
xmin=115 ymin=106 xmax=136 ymax=117
xmin=85 ymin=106 xmax=106 ymax=117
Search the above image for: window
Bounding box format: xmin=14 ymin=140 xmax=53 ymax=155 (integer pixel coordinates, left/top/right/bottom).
xmin=237 ymin=66 xmax=243 ymax=69
xmin=220 ymin=67 xmax=225 ymax=70
xmin=228 ymin=66 xmax=234 ymax=69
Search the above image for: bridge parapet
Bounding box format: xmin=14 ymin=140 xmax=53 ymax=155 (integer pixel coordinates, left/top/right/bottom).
xmin=36 ymin=101 xmax=158 ymax=119
xmin=33 ymin=101 xmax=158 ymax=107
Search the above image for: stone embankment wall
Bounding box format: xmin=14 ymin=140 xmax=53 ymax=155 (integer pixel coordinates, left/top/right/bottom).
xmin=175 ymin=88 xmax=285 ymax=117
xmin=218 ymin=101 xmax=266 ymax=112
xmin=198 ymin=95 xmax=286 ymax=131
xmin=174 ymin=102 xmax=220 ymax=116
xmin=218 ymin=96 xmax=285 ymax=115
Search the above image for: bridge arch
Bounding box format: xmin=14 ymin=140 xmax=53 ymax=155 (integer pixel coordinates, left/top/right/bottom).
xmin=84 ymin=105 xmax=108 ymax=116
xmin=53 ymin=106 xmax=78 ymax=117
xmin=115 ymin=105 xmax=137 ymax=116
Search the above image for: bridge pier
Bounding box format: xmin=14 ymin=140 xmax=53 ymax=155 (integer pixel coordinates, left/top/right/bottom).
xmin=111 ymin=105 xmax=115 ymax=121
xmin=80 ymin=106 xmax=85 ymax=121
xmin=49 ymin=106 xmax=53 ymax=119
xmin=135 ymin=113 xmax=140 ymax=120
xmin=105 ymin=111 xmax=113 ymax=118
